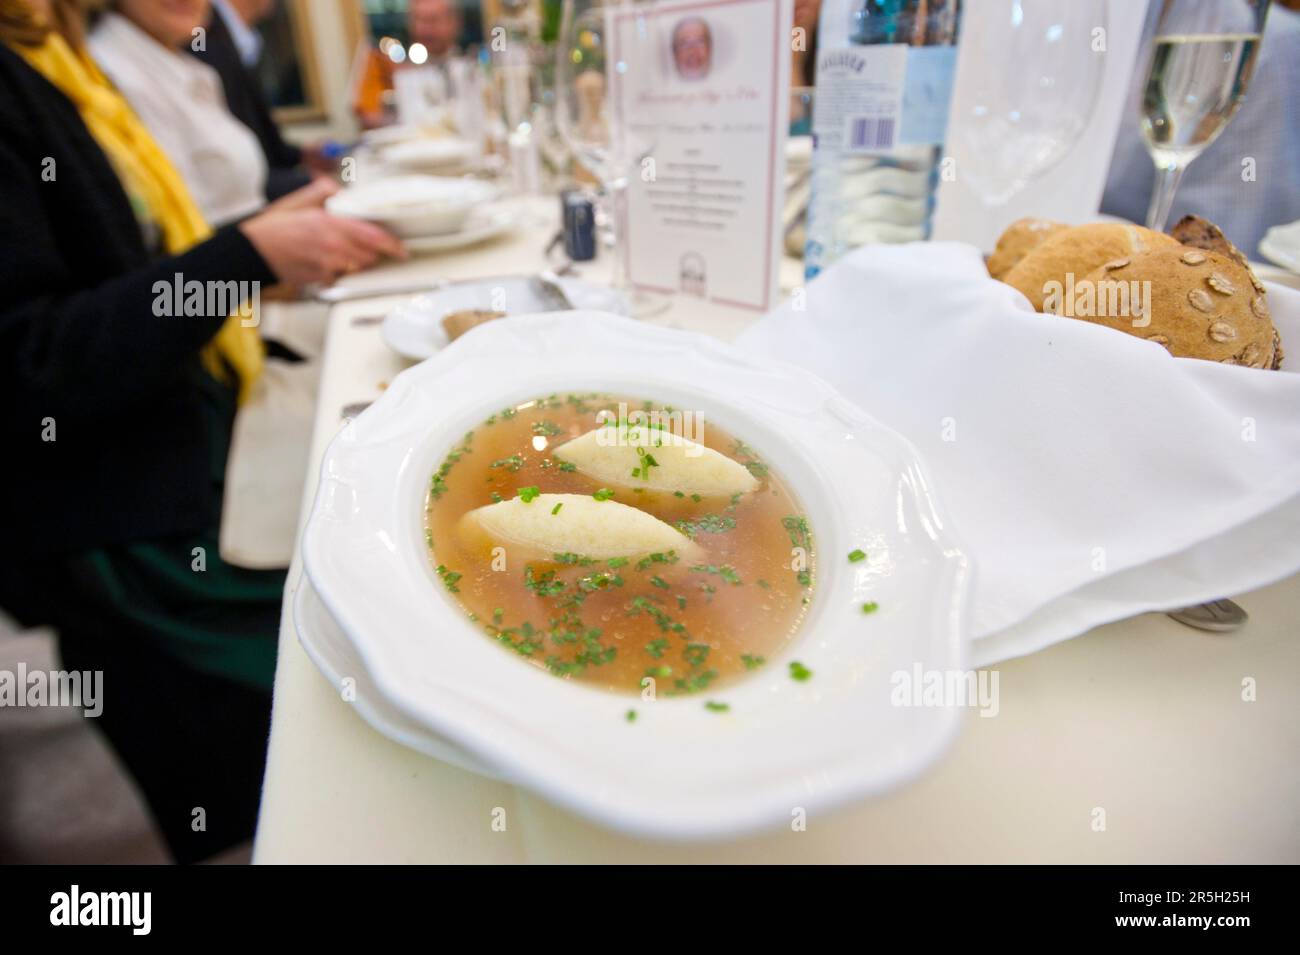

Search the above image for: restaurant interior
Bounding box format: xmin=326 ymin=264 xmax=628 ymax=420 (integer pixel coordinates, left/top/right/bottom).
xmin=0 ymin=0 xmax=1297 ymax=869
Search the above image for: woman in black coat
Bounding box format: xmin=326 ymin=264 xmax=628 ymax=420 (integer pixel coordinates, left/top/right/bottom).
xmin=0 ymin=0 xmax=402 ymax=861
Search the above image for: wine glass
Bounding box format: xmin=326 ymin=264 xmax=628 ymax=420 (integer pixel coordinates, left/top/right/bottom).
xmin=1139 ymin=0 xmax=1271 ymax=231
xmin=554 ymin=0 xmax=666 ymax=316
xmin=954 ymin=0 xmax=1107 ymax=206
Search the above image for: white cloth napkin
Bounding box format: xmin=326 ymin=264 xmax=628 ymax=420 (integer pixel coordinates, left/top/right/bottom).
xmin=735 ymin=243 xmax=1300 ymax=664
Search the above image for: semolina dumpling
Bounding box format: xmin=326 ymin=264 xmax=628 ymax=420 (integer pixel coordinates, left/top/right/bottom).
xmin=553 ymin=425 xmax=759 ymax=497
xmin=460 ymin=493 xmax=701 ymax=560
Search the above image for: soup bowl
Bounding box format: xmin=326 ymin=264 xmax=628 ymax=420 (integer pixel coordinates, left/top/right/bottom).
xmin=326 ymin=175 xmax=497 ymax=238
xmin=301 ymin=312 xmax=971 ymax=839
xmin=382 ymin=137 xmax=478 ymax=173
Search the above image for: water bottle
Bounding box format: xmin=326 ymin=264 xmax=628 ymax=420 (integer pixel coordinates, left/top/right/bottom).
xmin=804 ymin=0 xmax=962 ymax=279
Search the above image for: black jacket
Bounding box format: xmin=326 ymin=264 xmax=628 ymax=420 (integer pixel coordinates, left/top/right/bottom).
xmin=0 ymin=42 xmax=276 ymax=564
xmin=191 ymin=11 xmax=311 ymax=201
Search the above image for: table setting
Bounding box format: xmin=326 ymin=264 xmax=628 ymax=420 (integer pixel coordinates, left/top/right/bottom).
xmin=248 ymin=0 xmax=1299 ymax=864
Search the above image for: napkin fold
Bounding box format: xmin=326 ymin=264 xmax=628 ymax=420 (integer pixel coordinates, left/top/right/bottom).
xmin=735 ymin=243 xmax=1300 ymax=664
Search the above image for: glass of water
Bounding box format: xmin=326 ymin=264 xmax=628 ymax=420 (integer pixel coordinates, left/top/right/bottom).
xmin=1139 ymin=0 xmax=1272 ymax=231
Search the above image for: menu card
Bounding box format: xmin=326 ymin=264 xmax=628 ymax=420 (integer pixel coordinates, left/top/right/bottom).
xmin=611 ymin=0 xmax=793 ymax=311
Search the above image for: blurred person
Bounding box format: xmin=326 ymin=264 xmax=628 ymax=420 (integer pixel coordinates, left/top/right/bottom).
xmin=790 ymin=0 xmax=820 ymax=133
xmin=1101 ymin=0 xmax=1300 ymax=258
xmin=352 ymin=0 xmax=464 ymax=129
xmin=88 ymin=0 xmax=272 ymax=226
xmin=670 ymin=16 xmax=711 ymax=81
xmin=0 ymin=0 xmax=403 ymax=862
xmin=193 ymin=0 xmax=337 ymax=202
xmin=791 ymin=0 xmax=820 ymax=86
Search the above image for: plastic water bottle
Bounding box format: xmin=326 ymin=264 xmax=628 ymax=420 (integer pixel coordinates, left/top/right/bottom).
xmin=804 ymin=0 xmax=962 ymax=279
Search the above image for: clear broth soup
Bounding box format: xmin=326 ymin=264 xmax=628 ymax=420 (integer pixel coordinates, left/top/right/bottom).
xmin=424 ymin=394 xmax=814 ymax=696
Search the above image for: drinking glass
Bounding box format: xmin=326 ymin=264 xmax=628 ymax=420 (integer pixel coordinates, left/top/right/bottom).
xmin=554 ymin=0 xmax=666 ymax=316
xmin=954 ymin=0 xmax=1107 ymax=206
xmin=1139 ymin=0 xmax=1271 ymax=231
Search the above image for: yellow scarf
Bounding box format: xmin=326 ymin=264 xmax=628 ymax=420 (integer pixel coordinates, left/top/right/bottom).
xmin=8 ymin=21 xmax=263 ymax=402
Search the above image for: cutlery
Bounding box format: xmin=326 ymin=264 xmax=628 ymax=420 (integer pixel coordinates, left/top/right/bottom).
xmin=1166 ymin=599 xmax=1248 ymax=633
xmin=533 ymin=272 xmax=575 ymax=310
xmin=316 ymin=280 xmax=446 ymax=304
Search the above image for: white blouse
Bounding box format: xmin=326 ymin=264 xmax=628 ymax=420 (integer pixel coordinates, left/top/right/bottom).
xmin=90 ymin=13 xmax=268 ymax=227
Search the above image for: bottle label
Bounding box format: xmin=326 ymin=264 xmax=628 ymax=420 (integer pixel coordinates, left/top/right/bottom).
xmin=813 ymin=45 xmax=957 ymax=154
xmin=898 ymin=46 xmax=958 ymax=146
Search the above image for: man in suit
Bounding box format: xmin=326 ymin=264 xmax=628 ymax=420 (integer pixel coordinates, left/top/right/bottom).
xmin=194 ymin=0 xmax=331 ymax=201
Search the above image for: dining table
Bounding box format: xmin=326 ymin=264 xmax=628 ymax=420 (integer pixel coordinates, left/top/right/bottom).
xmin=251 ymin=194 xmax=1300 ymax=863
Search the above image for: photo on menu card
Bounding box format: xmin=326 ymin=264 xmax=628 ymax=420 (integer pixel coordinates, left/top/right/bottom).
xmin=612 ymin=0 xmax=793 ymax=310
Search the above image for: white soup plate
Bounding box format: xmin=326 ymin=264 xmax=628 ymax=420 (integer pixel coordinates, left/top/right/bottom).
xmin=301 ymin=312 xmax=971 ymax=839
xmin=326 ymin=175 xmax=497 ymax=238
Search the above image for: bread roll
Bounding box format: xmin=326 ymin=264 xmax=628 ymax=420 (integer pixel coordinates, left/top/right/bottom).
xmin=1168 ymin=214 xmax=1253 ymax=274
xmin=986 ymin=217 xmax=1067 ymax=279
xmin=1071 ymin=246 xmax=1281 ymax=369
xmin=442 ymin=309 xmax=506 ymax=342
xmin=1002 ymin=223 xmax=1180 ymax=311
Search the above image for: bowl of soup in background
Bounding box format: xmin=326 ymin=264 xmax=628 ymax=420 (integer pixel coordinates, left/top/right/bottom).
xmin=382 ymin=136 xmax=478 ymax=174
xmin=326 ymin=175 xmax=496 ymax=237
xmin=300 ymin=312 xmax=972 ymax=839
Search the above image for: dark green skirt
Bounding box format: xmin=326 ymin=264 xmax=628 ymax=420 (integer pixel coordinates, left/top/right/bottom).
xmin=63 ymin=372 xmax=285 ymax=692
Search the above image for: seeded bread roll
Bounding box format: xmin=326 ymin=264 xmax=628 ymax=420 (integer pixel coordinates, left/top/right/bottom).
xmin=1074 ymin=246 xmax=1281 ymax=369
xmin=1168 ymin=214 xmax=1253 ymax=272
xmin=986 ymin=217 xmax=1067 ymax=279
xmin=1002 ymin=223 xmax=1181 ymax=310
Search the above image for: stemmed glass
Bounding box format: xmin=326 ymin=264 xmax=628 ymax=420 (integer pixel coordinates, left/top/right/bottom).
xmin=554 ymin=0 xmax=666 ymax=316
xmin=954 ymin=0 xmax=1107 ymax=207
xmin=1138 ymin=0 xmax=1271 ymax=231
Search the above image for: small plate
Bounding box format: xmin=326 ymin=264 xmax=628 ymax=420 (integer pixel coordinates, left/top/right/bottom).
xmin=363 ymin=122 xmax=447 ymax=148
xmin=302 ymin=312 xmax=971 ymax=839
xmin=381 ymin=277 xmax=629 ymax=360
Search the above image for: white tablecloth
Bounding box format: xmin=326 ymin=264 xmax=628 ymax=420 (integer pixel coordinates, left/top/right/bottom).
xmin=252 ymin=199 xmax=1300 ymax=863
